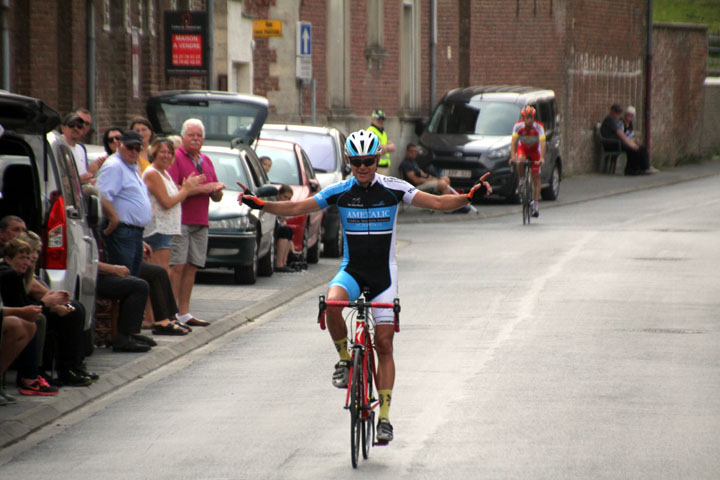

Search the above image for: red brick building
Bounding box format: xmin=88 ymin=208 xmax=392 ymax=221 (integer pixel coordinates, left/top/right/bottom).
xmin=0 ymin=0 xmax=710 ymax=173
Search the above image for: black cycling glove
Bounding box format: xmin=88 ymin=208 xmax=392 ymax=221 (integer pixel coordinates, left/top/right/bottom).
xmin=466 ymin=182 xmax=488 ymax=204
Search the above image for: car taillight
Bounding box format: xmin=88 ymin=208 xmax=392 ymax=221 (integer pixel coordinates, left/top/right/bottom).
xmin=44 ymin=197 xmax=67 ymax=269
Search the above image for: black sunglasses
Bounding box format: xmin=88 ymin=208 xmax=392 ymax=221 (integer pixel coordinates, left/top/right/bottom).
xmin=109 ymin=135 xmax=122 ymax=142
xmin=67 ymin=120 xmax=86 ymax=129
xmin=125 ymin=144 xmax=142 ymax=152
xmin=349 ymin=156 xmax=377 ymax=168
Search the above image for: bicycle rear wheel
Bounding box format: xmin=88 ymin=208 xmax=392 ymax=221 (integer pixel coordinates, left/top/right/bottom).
xmin=523 ymin=176 xmax=532 ymax=225
xmin=349 ymin=351 xmax=363 ymax=468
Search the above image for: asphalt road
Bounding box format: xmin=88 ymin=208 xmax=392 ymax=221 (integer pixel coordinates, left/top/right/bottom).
xmin=1 ymin=173 xmax=718 ymax=479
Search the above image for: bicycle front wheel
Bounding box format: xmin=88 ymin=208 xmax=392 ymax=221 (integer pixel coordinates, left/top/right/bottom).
xmin=522 ymin=176 xmax=532 ymax=225
xmin=350 ymin=352 xmax=363 ymax=468
xmin=361 ymin=350 xmax=375 ymax=458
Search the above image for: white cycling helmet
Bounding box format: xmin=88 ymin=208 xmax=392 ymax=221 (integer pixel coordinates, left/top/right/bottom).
xmin=345 ymin=129 xmax=381 ymax=157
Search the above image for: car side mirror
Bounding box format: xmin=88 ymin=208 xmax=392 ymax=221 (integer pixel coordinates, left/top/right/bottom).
xmin=86 ymin=194 xmax=103 ymax=228
xmin=255 ymin=185 xmax=279 ymax=198
xmin=309 ymin=180 xmax=320 ymax=193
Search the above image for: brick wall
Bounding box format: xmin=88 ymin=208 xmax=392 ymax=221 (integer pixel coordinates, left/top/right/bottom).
xmin=651 ymin=23 xmax=707 ymax=166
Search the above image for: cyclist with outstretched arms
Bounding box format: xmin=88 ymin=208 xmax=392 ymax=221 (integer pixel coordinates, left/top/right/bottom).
xmin=238 ymin=130 xmax=491 ymax=444
xmin=510 ymin=105 xmax=546 ymax=217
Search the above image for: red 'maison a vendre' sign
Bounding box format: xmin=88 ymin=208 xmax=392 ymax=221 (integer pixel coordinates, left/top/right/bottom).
xmin=164 ymin=11 xmax=208 ymax=75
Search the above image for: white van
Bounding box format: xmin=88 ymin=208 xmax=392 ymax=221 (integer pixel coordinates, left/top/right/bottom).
xmin=0 ymin=91 xmax=101 ymax=352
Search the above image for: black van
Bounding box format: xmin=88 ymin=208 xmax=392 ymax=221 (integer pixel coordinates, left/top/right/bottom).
xmin=417 ymin=86 xmax=562 ymax=202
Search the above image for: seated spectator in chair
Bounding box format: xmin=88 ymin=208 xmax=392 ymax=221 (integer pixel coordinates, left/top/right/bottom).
xmin=1 ymin=237 xmax=96 ymax=390
xmin=18 ymin=231 xmax=98 ymax=386
xmin=0 ymin=239 xmax=59 ymax=395
xmin=1 ymin=303 xmax=42 ymax=404
xmin=398 ymin=144 xmax=454 ymax=195
xmin=601 ymin=104 xmax=655 ymax=176
xmin=274 ymin=185 xmax=300 ymax=273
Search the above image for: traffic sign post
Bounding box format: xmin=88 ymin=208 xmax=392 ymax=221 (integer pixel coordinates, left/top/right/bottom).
xmin=296 ymin=21 xmax=312 ymax=82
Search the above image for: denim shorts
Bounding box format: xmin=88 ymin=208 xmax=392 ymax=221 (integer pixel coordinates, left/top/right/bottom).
xmin=144 ymin=232 xmax=174 ymax=250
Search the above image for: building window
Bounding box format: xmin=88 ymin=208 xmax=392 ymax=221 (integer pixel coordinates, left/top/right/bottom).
xmin=124 ymin=0 xmax=132 ymax=33
xmin=103 ymin=0 xmax=111 ymax=32
xmin=328 ymin=0 xmax=350 ymax=110
xmin=366 ymin=0 xmax=386 ymax=69
xmin=401 ymin=0 xmax=419 ymax=109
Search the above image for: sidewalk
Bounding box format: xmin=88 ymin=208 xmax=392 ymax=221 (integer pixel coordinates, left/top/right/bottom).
xmin=2 ymin=159 xmax=719 ymax=449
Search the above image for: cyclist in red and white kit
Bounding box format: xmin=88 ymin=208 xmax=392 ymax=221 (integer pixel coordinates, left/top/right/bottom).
xmin=510 ymin=105 xmax=546 ymax=217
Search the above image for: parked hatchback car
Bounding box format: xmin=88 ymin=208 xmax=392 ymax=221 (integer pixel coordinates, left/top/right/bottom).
xmin=417 ymin=86 xmax=562 ymax=202
xmin=254 ymin=138 xmax=324 ymax=263
xmin=0 ymin=91 xmax=101 ymax=351
xmin=146 ymin=90 xmax=277 ymax=283
xmin=260 ymin=124 xmax=350 ymax=257
xmin=202 ymin=145 xmax=277 ymax=284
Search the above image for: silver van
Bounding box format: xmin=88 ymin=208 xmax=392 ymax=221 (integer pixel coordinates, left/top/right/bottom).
xmin=0 ymin=91 xmax=100 ymax=351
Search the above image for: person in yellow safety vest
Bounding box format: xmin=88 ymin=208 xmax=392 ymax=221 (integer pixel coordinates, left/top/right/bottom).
xmin=367 ymin=109 xmax=395 ymax=175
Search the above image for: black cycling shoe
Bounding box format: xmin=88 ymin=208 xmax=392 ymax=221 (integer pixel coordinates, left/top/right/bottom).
xmin=332 ymin=360 xmax=351 ymax=389
xmin=376 ymin=418 xmax=394 ymax=443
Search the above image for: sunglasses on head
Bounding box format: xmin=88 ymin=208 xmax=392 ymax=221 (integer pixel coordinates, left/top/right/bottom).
xmin=67 ymin=120 xmax=86 ymax=129
xmin=349 ymin=156 xmax=377 ymax=168
xmin=125 ymin=144 xmax=142 ymax=152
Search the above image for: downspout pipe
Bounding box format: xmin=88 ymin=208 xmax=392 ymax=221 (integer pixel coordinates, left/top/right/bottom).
xmin=87 ymin=0 xmax=96 ymax=140
xmin=644 ymin=0 xmax=652 ymax=155
xmin=1 ymin=0 xmax=10 ymax=90
xmin=207 ymin=0 xmax=214 ymax=89
xmin=429 ymin=0 xmax=436 ymax=116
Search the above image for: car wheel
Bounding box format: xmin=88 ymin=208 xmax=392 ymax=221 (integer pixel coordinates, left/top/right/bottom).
xmin=307 ymin=237 xmax=320 ymax=264
xmin=541 ymin=163 xmax=560 ymax=201
xmin=300 ymin=222 xmax=309 ymax=260
xmin=258 ymin=235 xmax=274 ymax=277
xmin=234 ymin=245 xmax=258 ymax=284
xmin=323 ymin=222 xmax=343 ymax=258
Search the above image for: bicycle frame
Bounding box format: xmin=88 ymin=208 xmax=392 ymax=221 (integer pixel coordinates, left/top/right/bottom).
xmin=317 ymin=292 xmax=400 ymax=467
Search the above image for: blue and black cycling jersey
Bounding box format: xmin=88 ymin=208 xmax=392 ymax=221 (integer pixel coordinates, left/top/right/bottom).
xmin=314 ymin=174 xmax=418 ymax=301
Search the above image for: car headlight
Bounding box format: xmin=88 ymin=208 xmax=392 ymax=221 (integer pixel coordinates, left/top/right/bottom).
xmin=487 ymin=147 xmax=510 ymax=160
xmin=209 ymin=216 xmax=249 ymax=231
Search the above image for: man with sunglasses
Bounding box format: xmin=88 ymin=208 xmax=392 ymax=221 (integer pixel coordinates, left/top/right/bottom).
xmin=96 ymin=130 xmax=152 ymax=278
xmin=238 ymin=129 xmax=491 ymax=444
xmin=59 ymin=113 xmax=93 ymax=183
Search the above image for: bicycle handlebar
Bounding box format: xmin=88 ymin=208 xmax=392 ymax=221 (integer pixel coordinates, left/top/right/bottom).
xmin=317 ymin=296 xmax=401 ymax=333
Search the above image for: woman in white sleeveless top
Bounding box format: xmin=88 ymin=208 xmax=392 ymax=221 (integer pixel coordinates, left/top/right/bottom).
xmin=143 ymin=138 xmax=204 ymax=269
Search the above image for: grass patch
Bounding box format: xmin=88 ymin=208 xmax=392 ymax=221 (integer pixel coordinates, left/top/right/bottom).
xmin=654 ymin=0 xmax=720 ymax=33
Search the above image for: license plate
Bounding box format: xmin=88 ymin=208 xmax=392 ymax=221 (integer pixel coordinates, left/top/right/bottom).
xmin=442 ymin=169 xmax=472 ymax=178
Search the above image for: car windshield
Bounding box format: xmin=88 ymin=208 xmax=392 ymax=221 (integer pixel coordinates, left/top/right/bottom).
xmin=261 ymin=131 xmax=336 ymax=172
xmin=428 ymin=101 xmax=520 ymax=136
xmin=201 ymin=151 xmax=250 ymax=192
xmin=255 ymin=145 xmax=301 ymax=185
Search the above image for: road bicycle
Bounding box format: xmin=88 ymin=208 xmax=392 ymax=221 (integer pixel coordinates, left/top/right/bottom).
xmin=514 ymin=158 xmax=537 ymax=225
xmin=318 ymin=290 xmax=401 ymax=469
